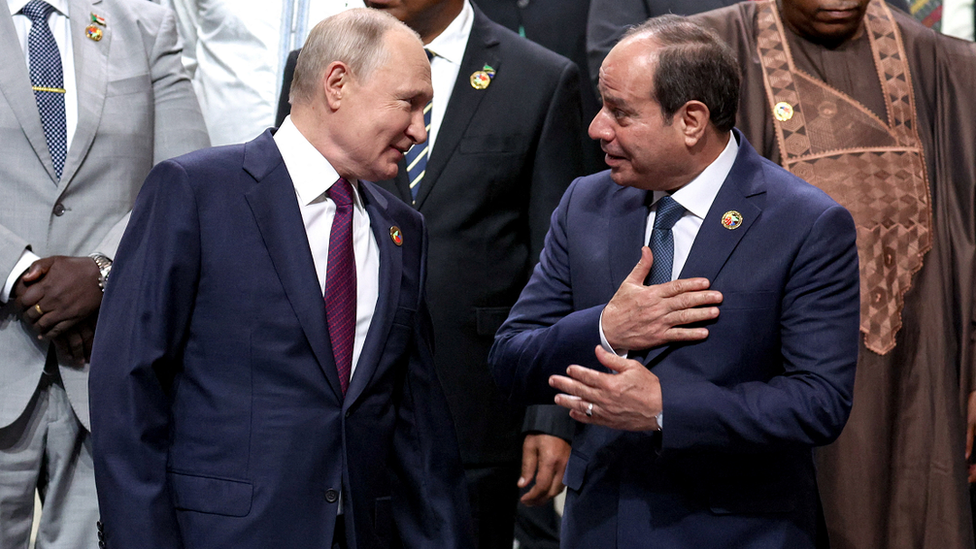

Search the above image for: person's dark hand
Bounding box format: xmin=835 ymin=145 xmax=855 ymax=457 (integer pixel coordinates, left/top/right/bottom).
xmin=601 ymin=247 xmax=722 ymax=353
xmin=50 ymin=314 xmax=97 ymax=365
xmin=15 ymin=256 xmax=102 ymax=340
xmin=518 ymin=433 xmax=570 ymax=506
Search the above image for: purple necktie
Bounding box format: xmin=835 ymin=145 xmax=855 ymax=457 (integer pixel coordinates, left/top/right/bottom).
xmin=325 ymin=177 xmax=356 ymax=395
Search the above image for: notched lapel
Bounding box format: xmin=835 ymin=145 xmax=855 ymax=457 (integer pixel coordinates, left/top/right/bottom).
xmin=0 ymin=8 xmax=56 ymax=182
xmin=414 ymin=8 xmax=501 ymax=208
xmin=645 ymin=136 xmax=766 ymax=366
xmin=242 ymin=134 xmax=344 ymax=400
xmin=61 ymin=0 xmax=108 ymax=188
xmin=344 ymin=184 xmax=403 ymax=407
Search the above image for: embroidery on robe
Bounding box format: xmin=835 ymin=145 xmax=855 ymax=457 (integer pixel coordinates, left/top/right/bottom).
xmin=755 ymin=0 xmax=932 ymax=355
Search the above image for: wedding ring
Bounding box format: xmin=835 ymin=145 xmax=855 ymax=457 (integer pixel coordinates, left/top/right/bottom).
xmin=586 ymin=402 xmax=594 ymax=417
xmin=34 ymin=304 xmax=43 ymax=316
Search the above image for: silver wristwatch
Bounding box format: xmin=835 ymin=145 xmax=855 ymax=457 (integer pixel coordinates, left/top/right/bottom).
xmin=88 ymin=252 xmax=113 ymax=292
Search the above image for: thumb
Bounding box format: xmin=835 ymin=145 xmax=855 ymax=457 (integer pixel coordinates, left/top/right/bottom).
xmin=623 ymin=246 xmax=654 ymax=286
xmin=594 ymin=345 xmax=638 ymax=374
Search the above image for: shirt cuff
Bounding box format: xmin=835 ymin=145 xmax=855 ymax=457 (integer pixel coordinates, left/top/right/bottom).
xmin=656 ymin=411 xmax=663 ymax=430
xmin=3 ymin=250 xmax=41 ymax=303
xmin=598 ymin=307 xmax=628 ymax=357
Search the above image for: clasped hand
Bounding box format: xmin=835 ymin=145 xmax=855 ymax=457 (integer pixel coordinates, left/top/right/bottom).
xmin=14 ymin=255 xmax=103 ymax=364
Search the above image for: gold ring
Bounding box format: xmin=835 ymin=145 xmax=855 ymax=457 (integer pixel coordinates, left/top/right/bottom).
xmin=34 ymin=304 xmax=43 ymax=316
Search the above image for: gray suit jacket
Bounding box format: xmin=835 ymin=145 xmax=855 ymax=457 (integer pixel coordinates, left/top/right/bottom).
xmin=0 ymin=0 xmax=209 ymax=431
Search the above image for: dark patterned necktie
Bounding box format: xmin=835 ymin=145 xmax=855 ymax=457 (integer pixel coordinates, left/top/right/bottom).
xmin=646 ymin=196 xmax=685 ymax=285
xmin=325 ymin=178 xmax=357 ymax=395
xmin=405 ymin=49 xmax=434 ymax=204
xmin=23 ymin=0 xmax=66 ymax=180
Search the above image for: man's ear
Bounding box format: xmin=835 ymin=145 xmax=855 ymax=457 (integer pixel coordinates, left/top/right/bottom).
xmin=677 ymin=100 xmax=711 ymax=147
xmin=324 ymin=61 xmax=350 ymax=110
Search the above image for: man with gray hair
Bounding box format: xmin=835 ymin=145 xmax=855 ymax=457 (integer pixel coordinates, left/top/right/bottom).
xmin=89 ymin=9 xmax=471 ymax=549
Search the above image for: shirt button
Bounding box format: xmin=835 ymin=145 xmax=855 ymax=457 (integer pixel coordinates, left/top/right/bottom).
xmin=53 ymin=203 xmax=65 ymax=216
xmin=325 ymin=489 xmax=339 ymax=503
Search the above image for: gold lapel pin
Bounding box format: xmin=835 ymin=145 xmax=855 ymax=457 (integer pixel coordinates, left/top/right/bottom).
xmin=722 ymin=210 xmax=743 ymax=230
xmin=390 ymin=226 xmax=403 ymax=246
xmin=773 ymin=101 xmax=794 ymax=122
xmin=470 ymin=64 xmax=496 ymax=90
xmin=85 ymin=25 xmax=102 ymax=41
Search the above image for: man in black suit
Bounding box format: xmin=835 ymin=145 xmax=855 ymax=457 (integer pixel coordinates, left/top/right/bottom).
xmin=277 ymin=1 xmax=584 ymax=548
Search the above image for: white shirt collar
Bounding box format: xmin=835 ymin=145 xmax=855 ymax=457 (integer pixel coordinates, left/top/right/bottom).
xmin=425 ymin=0 xmax=473 ymax=65
xmin=9 ymin=0 xmax=68 ymax=17
xmin=653 ymin=132 xmax=739 ymax=219
xmin=274 ymin=116 xmax=364 ymax=210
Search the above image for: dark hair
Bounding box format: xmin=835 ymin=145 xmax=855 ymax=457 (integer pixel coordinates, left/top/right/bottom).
xmin=622 ymin=15 xmax=740 ymax=132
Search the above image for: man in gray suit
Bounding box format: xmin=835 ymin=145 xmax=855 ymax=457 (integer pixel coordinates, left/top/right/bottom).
xmin=0 ymin=0 xmax=208 ymax=545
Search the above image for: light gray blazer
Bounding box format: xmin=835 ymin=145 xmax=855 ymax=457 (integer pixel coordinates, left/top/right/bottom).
xmin=0 ymin=0 xmax=209 ymax=431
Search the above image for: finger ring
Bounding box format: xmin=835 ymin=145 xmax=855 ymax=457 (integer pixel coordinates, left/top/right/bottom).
xmin=33 ymin=304 xmax=43 ymax=316
xmin=586 ymin=402 xmax=594 ymax=417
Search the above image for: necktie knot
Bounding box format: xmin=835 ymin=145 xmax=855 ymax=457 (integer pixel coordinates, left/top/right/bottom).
xmin=22 ymin=0 xmax=56 ymax=24
xmin=329 ymin=177 xmax=354 ymax=208
xmin=653 ymin=196 xmax=684 ymax=231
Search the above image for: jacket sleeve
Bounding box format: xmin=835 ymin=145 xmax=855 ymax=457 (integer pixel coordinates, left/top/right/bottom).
xmin=89 ymin=160 xmax=202 ymax=549
xmin=490 ymin=178 xmax=606 ymax=406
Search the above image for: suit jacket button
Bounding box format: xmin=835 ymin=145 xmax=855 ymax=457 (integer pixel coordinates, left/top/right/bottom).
xmin=53 ymin=203 xmax=65 ymax=216
xmin=96 ymin=521 xmax=103 ymax=531
xmin=98 ymin=542 xmax=106 ymax=548
xmin=325 ymin=489 xmax=339 ymax=503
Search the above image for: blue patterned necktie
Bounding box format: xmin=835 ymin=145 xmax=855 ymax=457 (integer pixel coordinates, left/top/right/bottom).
xmin=405 ymin=49 xmax=434 ymax=204
xmin=23 ymin=0 xmax=66 ymax=181
xmin=646 ymin=196 xmax=685 ymax=285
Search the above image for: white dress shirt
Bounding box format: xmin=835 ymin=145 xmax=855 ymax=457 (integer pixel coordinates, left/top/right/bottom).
xmin=4 ymin=0 xmax=78 ymax=302
xmin=273 ymin=116 xmax=380 ymax=382
xmin=160 ymin=0 xmax=363 ymax=146
xmin=422 ymin=0 xmax=473 ymax=153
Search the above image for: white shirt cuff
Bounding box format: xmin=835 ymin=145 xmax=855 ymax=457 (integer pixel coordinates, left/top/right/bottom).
xmin=3 ymin=250 xmax=41 ymax=303
xmin=598 ymin=307 xmax=628 ymax=357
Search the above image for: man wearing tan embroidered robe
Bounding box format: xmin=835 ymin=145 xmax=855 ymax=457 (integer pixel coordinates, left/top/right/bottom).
xmin=691 ymin=1 xmax=976 ymax=548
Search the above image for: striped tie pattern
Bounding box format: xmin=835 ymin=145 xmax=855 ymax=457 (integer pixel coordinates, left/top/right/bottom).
xmin=911 ymin=0 xmax=943 ymax=30
xmin=325 ymin=178 xmax=357 ymax=395
xmin=405 ymin=49 xmax=434 ymax=203
xmin=646 ymin=196 xmax=685 ymax=285
xmin=23 ymin=0 xmax=66 ymax=180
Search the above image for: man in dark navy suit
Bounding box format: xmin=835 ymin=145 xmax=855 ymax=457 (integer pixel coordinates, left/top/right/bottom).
xmin=490 ymin=15 xmax=860 ymax=549
xmin=277 ymin=2 xmax=585 ymax=548
xmin=89 ymin=9 xmax=470 ymax=549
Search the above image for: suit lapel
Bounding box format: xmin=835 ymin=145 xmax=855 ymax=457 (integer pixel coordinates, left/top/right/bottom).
xmin=243 ymin=132 xmax=344 ymax=401
xmin=0 ymin=7 xmax=56 ymax=182
xmin=343 ymin=183 xmax=402 ymax=407
xmin=61 ymin=0 xmax=108 ymax=188
xmin=414 ymin=6 xmax=500 ymax=208
xmin=644 ymin=133 xmax=766 ymax=365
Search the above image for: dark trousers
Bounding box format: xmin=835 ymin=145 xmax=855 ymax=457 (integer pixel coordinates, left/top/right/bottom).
xmin=465 ymin=464 xmax=520 ymax=549
xmin=332 ymin=519 xmax=347 ymax=549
